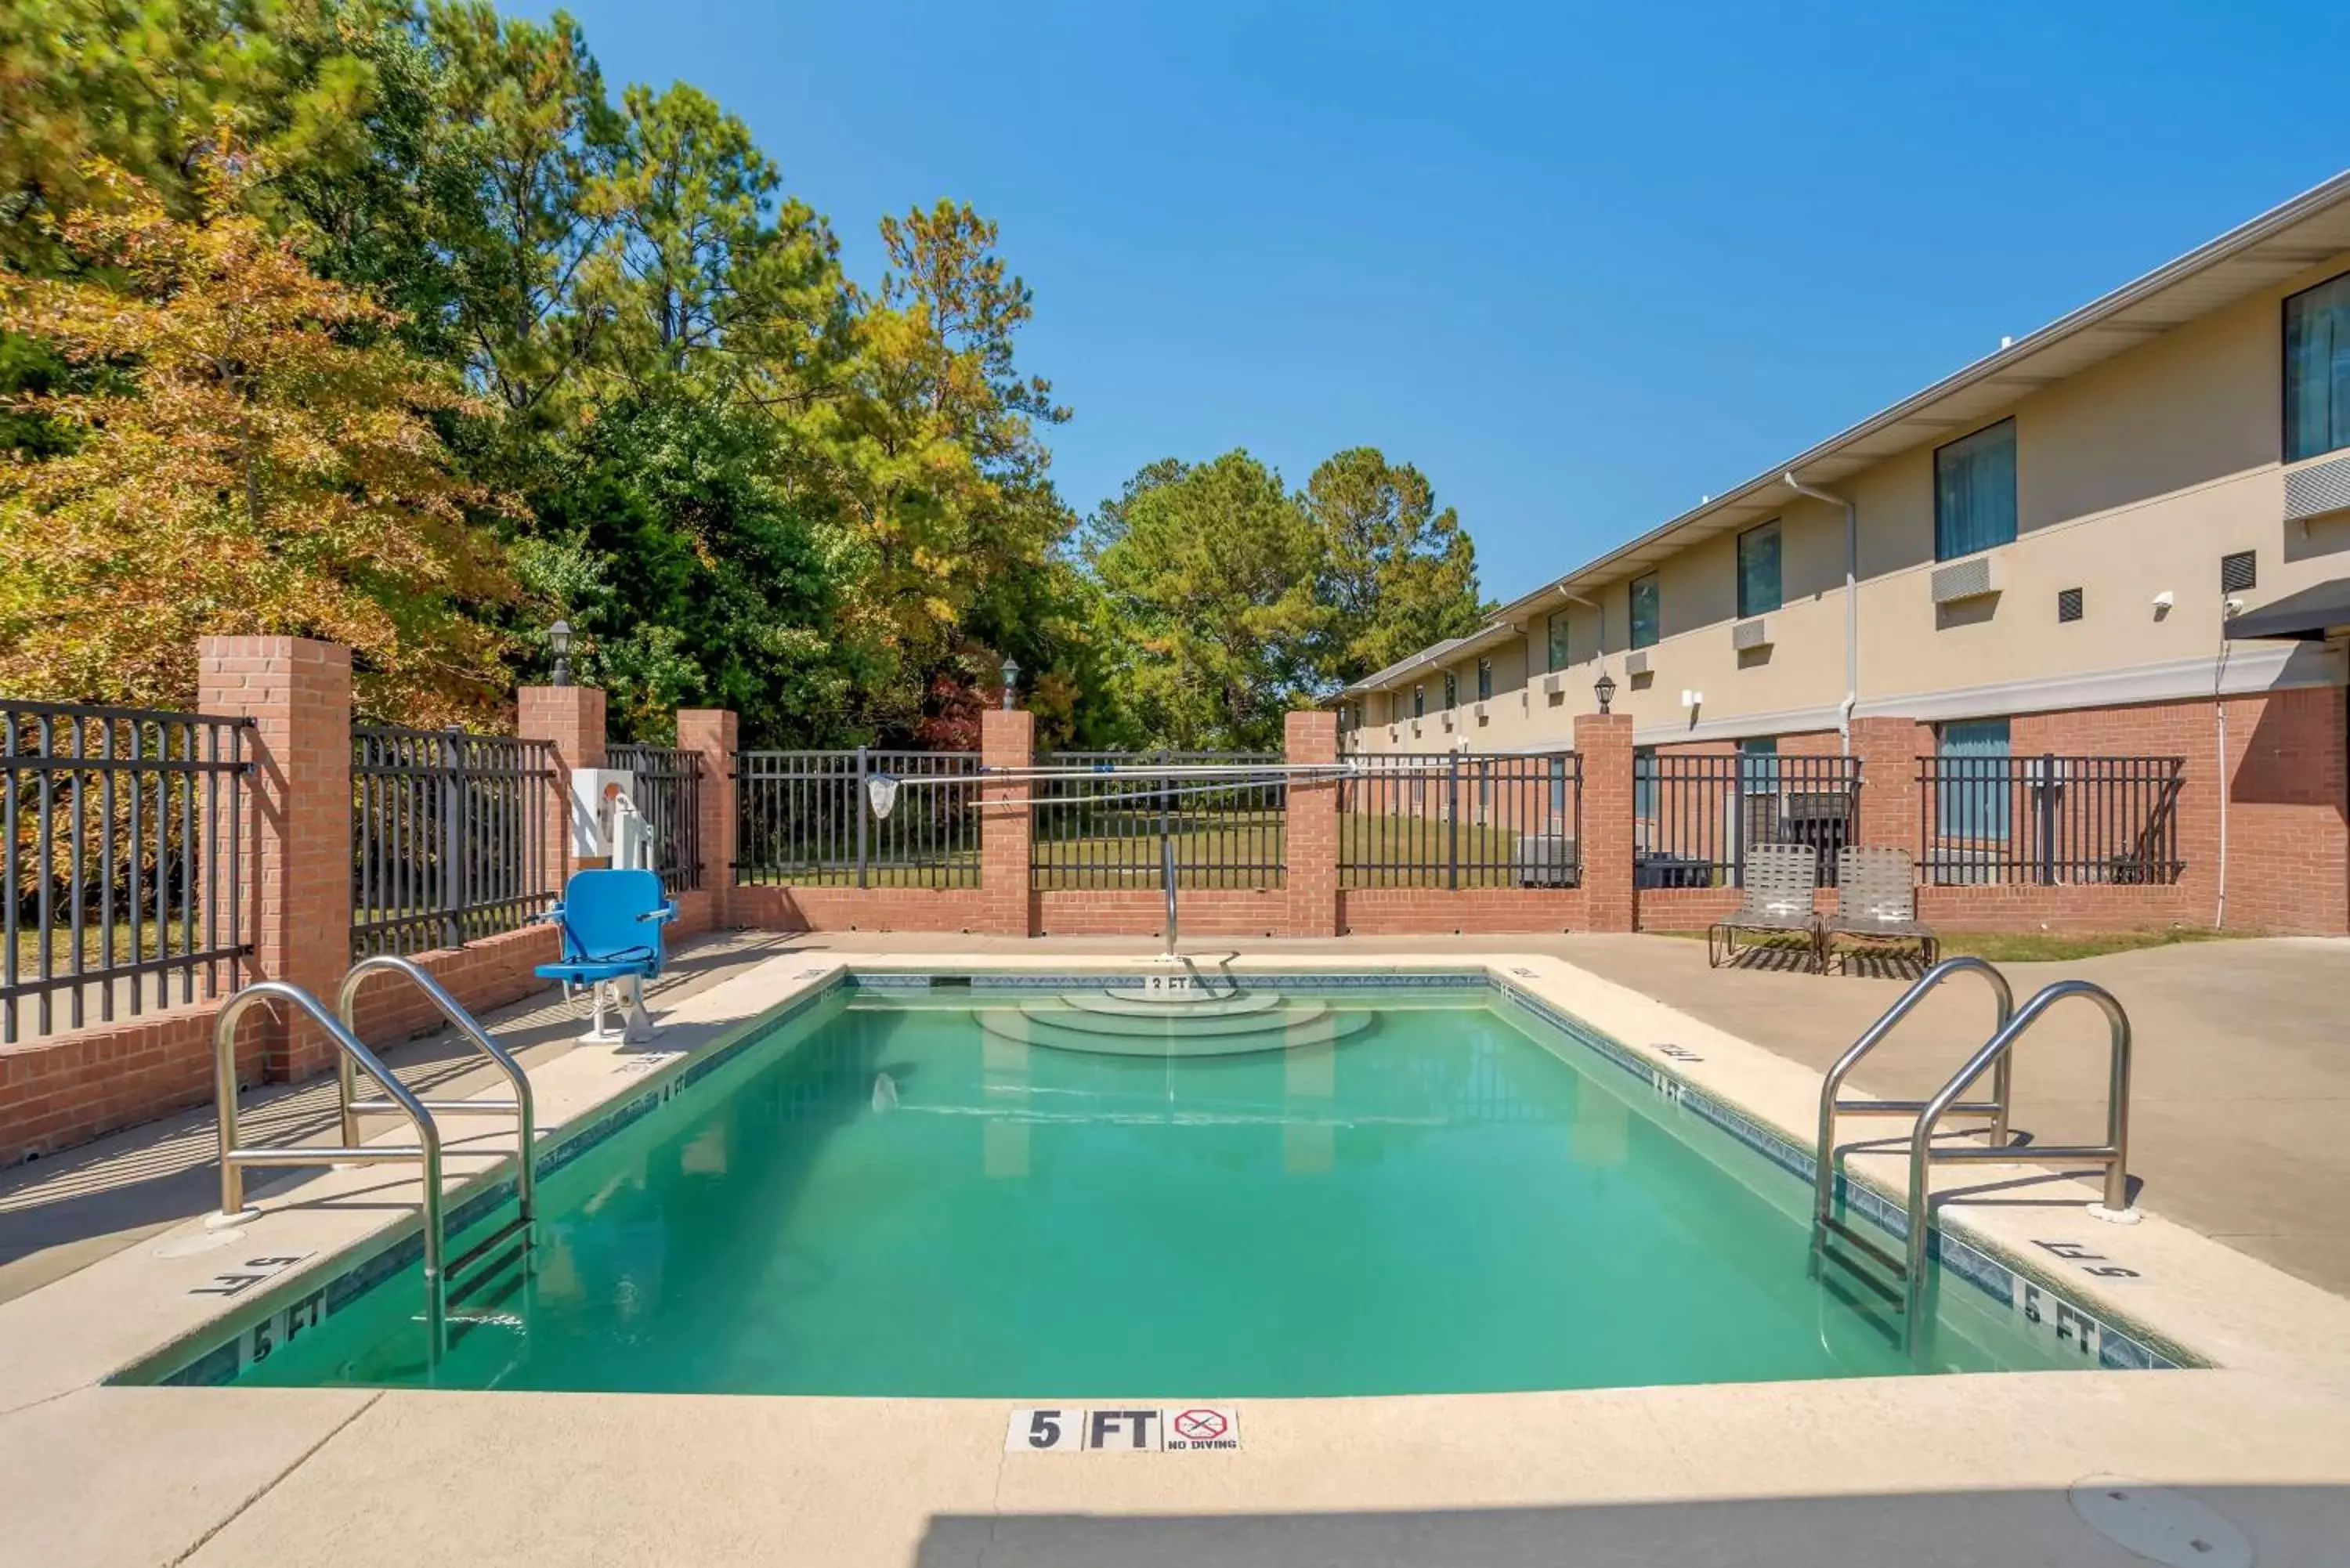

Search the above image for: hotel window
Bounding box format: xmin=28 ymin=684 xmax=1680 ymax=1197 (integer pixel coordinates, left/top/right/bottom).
xmin=1476 ymin=658 xmax=1492 ymax=702
xmin=1629 ymin=573 xmax=1660 ymax=649
xmin=1443 ymin=670 xmax=1457 ymax=710
xmin=1935 ymin=418 xmax=2017 ymax=560
xmin=1936 ymin=717 xmax=2012 ymax=842
xmin=2285 ymin=270 xmax=2350 ymax=463
xmin=1632 ymin=746 xmax=1658 ymax=821
xmin=1737 ymin=736 xmax=1780 ymax=793
xmin=1737 ymin=520 xmax=1782 ymax=619
xmin=1412 ymin=685 xmax=1425 ymax=719
xmin=1546 ymin=610 xmax=1571 ymax=672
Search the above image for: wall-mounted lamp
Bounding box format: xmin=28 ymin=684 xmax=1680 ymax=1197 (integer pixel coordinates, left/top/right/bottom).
xmin=548 ymin=619 xmax=573 ymax=688
xmin=1592 ymin=670 xmax=1617 ymax=715
xmin=1000 ymin=656 xmax=1021 ymax=710
xmin=1680 ymin=688 xmax=1703 ymax=709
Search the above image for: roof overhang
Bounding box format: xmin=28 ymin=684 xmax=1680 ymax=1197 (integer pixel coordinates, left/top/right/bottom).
xmin=1464 ymin=170 xmax=2350 ymax=634
xmin=2225 ymin=579 xmax=2350 ymax=641
xmin=1340 ymin=619 xmax=1535 ymax=696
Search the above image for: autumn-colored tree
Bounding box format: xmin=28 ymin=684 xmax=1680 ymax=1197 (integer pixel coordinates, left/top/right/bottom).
xmin=0 ymin=156 xmax=520 ymax=722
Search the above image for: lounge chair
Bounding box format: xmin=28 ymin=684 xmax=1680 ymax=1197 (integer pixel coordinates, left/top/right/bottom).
xmin=1820 ymin=847 xmax=1939 ymax=974
xmin=1705 ymin=843 xmax=1821 ymax=970
xmin=536 ymin=868 xmax=678 ymax=1042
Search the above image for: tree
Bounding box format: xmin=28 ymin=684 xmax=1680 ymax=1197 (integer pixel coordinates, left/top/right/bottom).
xmin=0 ymin=157 xmax=520 ymax=721
xmin=1090 ymin=452 xmax=1328 ymax=749
xmin=1305 ymin=446 xmax=1483 ymax=685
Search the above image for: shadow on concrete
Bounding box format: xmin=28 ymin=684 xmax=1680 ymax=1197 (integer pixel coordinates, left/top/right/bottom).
xmin=916 ymin=1484 xmax=2350 ymax=1566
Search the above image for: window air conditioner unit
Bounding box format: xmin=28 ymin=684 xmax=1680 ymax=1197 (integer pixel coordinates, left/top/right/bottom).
xmin=1472 ymin=701 xmax=1488 ymax=721
xmin=1732 ymin=616 xmax=1770 ymax=651
xmin=1540 ymin=671 xmax=1565 ymax=696
xmin=1440 ymin=708 xmax=1456 ymax=731
xmin=2284 ymin=451 xmax=2350 ymax=524
xmin=1930 ymin=555 xmax=1997 ymax=605
xmin=1624 ymin=649 xmax=1650 ymax=677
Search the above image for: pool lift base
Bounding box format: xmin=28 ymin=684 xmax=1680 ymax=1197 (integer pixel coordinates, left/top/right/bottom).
xmin=573 ymin=975 xmax=657 ymax=1046
xmin=1808 ymin=959 xmax=2138 ymax=1353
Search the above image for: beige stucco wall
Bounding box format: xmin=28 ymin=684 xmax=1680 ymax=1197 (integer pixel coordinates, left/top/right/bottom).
xmin=1345 ymin=247 xmax=2350 ymax=754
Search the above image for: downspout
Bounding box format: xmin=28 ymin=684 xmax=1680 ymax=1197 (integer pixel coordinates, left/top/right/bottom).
xmin=1785 ymin=473 xmax=1858 ymax=753
xmin=2212 ymin=611 xmax=2235 ymax=930
xmin=1564 ymin=591 xmax=1604 ymax=670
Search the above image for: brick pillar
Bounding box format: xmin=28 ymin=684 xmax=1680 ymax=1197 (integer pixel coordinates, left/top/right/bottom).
xmin=197 ymin=637 xmax=353 ymax=1082
xmin=980 ymin=706 xmax=1036 ymax=938
xmin=1849 ymin=716 xmax=1922 ymax=853
xmin=1575 ymin=710 xmax=1635 ymax=932
xmin=1285 ymin=710 xmax=1340 ymax=938
xmin=677 ymin=708 xmax=738 ymax=926
xmin=518 ymin=685 xmax=606 ymax=884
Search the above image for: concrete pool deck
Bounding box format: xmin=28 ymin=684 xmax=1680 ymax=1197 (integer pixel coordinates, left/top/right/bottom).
xmin=2 ymin=938 xmax=2348 ymax=1565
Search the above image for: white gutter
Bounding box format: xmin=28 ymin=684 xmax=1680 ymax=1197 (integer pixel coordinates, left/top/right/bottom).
xmin=1783 ymin=472 xmax=1857 ymax=750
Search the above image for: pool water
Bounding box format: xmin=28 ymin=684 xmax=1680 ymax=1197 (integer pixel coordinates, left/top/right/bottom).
xmin=231 ymin=985 xmax=2079 ymax=1396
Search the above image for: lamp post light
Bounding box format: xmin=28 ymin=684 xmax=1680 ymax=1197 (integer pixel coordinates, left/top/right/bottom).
xmin=549 ymin=620 xmax=573 ymax=688
xmin=1000 ymin=657 xmax=1021 ymax=710
xmin=1593 ymin=670 xmax=1617 ymax=715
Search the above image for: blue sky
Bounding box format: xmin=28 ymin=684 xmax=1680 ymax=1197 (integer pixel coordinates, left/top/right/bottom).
xmin=518 ymin=0 xmax=2348 ymax=605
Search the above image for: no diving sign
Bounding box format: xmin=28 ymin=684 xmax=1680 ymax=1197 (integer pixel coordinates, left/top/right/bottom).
xmin=1006 ymin=1406 xmax=1241 ymax=1454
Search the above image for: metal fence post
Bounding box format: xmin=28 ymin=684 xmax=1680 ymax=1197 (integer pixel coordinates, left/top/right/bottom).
xmin=441 ymin=728 xmax=465 ymax=949
xmin=855 ymin=745 xmax=870 ymax=889
xmin=2038 ymin=752 xmax=2059 ymax=886
xmin=1447 ymin=753 xmax=1460 ymax=891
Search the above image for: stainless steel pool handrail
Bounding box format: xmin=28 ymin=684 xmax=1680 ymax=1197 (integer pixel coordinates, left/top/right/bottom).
xmin=213 ymin=981 xmax=446 ymax=1358
xmin=1903 ymin=979 xmax=2134 ymax=1345
xmin=1162 ymin=834 xmax=1179 ymax=956
xmin=1813 ymin=956 xmax=2016 ymax=1236
xmin=334 ymin=954 xmax=537 ymax=1234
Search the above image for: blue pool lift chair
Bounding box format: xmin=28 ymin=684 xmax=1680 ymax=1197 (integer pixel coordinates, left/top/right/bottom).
xmin=536 ymin=869 xmax=678 ymax=1043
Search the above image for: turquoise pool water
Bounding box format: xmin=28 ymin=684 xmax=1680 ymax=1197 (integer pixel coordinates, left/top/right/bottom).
xmin=228 ymin=985 xmax=2080 ymax=1396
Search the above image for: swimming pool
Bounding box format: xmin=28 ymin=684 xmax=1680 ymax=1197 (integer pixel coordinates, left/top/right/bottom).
xmin=166 ymin=974 xmax=2171 ymax=1396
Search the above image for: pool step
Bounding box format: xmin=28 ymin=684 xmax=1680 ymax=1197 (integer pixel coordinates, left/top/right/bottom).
xmin=976 ymin=1005 xmax=1375 ymax=1058
xmin=1021 ymin=998 xmax=1333 ymax=1038
xmin=1057 ymin=988 xmax=1283 ymax=1020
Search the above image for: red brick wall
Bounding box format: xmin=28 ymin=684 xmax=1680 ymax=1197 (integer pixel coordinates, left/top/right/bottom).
xmin=1036 ymin=889 xmax=1285 ymax=938
xmin=0 ymin=1004 xmax=266 ymax=1165
xmin=1338 ymin=887 xmax=1585 ymax=934
xmin=342 ymin=924 xmax=563 ymax=1046
xmin=2009 ymin=690 xmax=2345 ymax=935
xmin=1628 ymin=692 xmax=2348 ymax=936
xmin=1285 ymin=711 xmax=1340 ymax=938
xmin=733 ymin=885 xmax=991 ymax=932
xmin=980 ymin=709 xmax=1036 ymax=937
xmin=198 ymin=636 xmax=352 ymax=1082
xmin=1577 ymin=712 xmax=1635 ymax=931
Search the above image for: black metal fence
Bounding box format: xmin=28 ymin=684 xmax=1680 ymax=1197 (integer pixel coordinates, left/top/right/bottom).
xmin=1636 ymin=753 xmax=1862 ymax=888
xmin=1031 ymin=752 xmax=1286 ymax=891
xmin=1917 ymin=754 xmax=2185 ymax=885
xmin=736 ymin=750 xmax=981 ymax=888
xmin=607 ymin=743 xmax=703 ymax=895
xmin=4 ymin=701 xmax=251 ymax=1043
xmin=351 ymin=727 xmax=560 ymax=957
xmin=1339 ymin=753 xmax=1581 ymax=889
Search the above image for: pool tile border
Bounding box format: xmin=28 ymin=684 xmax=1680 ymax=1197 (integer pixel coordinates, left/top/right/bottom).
xmin=126 ymin=963 xmax=2189 ymax=1389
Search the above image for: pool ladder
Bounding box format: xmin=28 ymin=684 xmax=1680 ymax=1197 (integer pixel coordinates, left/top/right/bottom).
xmin=211 ymin=956 xmax=537 ymax=1365
xmin=1810 ymin=957 xmax=2135 ymax=1348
